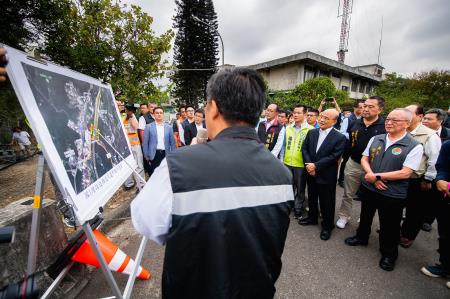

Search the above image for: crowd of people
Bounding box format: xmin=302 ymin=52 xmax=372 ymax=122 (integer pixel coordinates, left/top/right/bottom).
xmin=123 ymin=90 xmax=450 ymax=289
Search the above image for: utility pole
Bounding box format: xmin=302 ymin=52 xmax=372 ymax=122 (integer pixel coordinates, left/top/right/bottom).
xmin=337 ymin=0 xmax=353 ymax=63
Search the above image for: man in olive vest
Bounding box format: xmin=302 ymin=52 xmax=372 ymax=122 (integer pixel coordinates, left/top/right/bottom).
xmin=280 ymin=104 xmax=313 ymax=219
xmin=345 ymin=108 xmax=423 ymax=271
xmin=400 ymin=104 xmax=441 ymax=247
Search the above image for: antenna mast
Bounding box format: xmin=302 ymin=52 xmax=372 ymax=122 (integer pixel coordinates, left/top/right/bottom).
xmin=337 ymin=0 xmax=353 ymax=63
xmin=377 ymin=16 xmax=383 ymax=65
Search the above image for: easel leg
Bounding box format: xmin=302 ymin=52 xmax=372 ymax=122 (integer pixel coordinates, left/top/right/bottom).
xmin=123 ymin=237 xmax=148 ymax=299
xmin=27 ymin=153 xmax=45 ymax=275
xmin=82 ymin=223 xmax=123 ymax=299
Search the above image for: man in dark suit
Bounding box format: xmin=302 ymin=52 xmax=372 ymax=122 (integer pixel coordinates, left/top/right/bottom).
xmin=423 ymin=108 xmax=450 ymax=142
xmin=184 ymin=109 xmax=206 ymax=145
xmin=299 ymin=109 xmax=347 ymax=241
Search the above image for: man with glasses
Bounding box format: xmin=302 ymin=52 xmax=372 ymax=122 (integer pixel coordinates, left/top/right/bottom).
xmin=400 ymin=104 xmax=441 ymax=247
xmin=184 ymin=109 xmax=206 ymax=145
xmin=257 ymin=103 xmax=283 ymax=155
xmin=280 ymin=105 xmax=313 ymax=219
xmin=336 ymin=96 xmax=386 ymax=229
xmin=345 ymin=108 xmax=423 ymax=271
xmin=306 ymin=108 xmax=320 ymax=128
xmin=182 ymin=106 xmax=196 ymax=129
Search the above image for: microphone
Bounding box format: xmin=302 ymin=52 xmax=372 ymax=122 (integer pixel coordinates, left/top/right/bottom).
xmin=196 ymin=128 xmax=208 ymax=144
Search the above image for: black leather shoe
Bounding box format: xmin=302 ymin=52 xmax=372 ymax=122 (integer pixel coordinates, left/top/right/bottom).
xmin=320 ymin=230 xmax=331 ymax=240
xmin=338 ymin=180 xmax=344 ymax=188
xmin=379 ymin=256 xmax=396 ymax=271
xmin=298 ymin=218 xmax=318 ymax=226
xmin=344 ymin=236 xmax=368 ymax=246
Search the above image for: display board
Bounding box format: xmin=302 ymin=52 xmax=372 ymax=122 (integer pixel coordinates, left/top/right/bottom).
xmin=5 ymin=46 xmax=136 ymax=223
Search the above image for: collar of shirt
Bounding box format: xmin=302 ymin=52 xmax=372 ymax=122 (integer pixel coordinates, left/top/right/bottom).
xmin=409 ymin=124 xmax=421 ymax=135
xmin=386 ymin=132 xmax=407 ymax=144
xmin=319 ymin=126 xmax=333 ymax=136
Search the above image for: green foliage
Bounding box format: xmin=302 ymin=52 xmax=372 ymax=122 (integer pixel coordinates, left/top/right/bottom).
xmin=373 ymin=71 xmax=450 ymax=112
xmin=268 ymin=76 xmax=350 ymax=110
xmin=172 ymin=0 xmax=219 ymax=108
xmin=42 ymin=0 xmax=174 ymax=103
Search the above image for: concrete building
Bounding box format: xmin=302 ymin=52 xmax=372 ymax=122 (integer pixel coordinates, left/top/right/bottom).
xmin=246 ymin=51 xmax=384 ymax=99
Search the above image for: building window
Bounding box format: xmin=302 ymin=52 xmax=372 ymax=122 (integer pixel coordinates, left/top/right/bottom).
xmin=365 ymin=83 xmax=372 ymax=94
xmin=359 ymin=81 xmax=365 ymax=93
xmin=304 ymin=66 xmax=315 ymax=81
xmin=351 ymin=78 xmax=358 ymax=92
xmin=319 ymin=70 xmax=329 ymax=77
xmin=332 ymin=72 xmax=341 ymax=78
xmin=342 ymin=86 xmax=349 ymax=91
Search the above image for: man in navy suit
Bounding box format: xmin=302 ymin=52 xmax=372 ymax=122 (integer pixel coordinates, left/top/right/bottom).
xmin=299 ymin=109 xmax=347 ymax=241
xmin=184 ymin=109 xmax=206 ymax=145
xmin=143 ymin=107 xmax=176 ymax=176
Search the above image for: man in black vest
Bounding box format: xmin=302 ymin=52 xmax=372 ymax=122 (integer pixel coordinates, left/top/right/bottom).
xmin=131 ymin=67 xmax=294 ymax=298
xmin=257 ymin=103 xmax=283 ymax=151
xmin=345 ymin=108 xmax=423 ymax=271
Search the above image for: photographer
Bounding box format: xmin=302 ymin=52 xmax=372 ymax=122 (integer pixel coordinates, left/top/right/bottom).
xmin=131 ymin=67 xmax=294 ymax=298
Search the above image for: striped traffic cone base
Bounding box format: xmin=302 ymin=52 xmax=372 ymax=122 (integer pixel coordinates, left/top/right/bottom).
xmin=71 ymin=229 xmax=151 ymax=280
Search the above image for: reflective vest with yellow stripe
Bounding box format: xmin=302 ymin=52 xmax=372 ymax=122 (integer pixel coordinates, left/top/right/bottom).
xmin=283 ymin=124 xmax=313 ymax=167
xmin=123 ymin=117 xmax=140 ymax=146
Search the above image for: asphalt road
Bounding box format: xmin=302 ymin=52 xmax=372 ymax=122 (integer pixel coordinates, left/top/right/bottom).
xmin=78 ymin=186 xmax=449 ymax=298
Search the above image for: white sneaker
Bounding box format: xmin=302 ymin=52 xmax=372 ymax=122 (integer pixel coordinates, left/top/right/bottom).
xmin=446 ymin=281 xmax=450 ymax=289
xmin=336 ymin=217 xmax=348 ymax=229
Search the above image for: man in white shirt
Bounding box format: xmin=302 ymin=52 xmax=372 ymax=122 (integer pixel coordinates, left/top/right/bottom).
xmin=12 ymin=127 xmax=32 ymax=157
xmin=400 ymin=104 xmax=442 ymax=247
xmin=423 ymin=108 xmax=450 ymax=142
xmin=345 ymin=108 xmax=424 ymax=271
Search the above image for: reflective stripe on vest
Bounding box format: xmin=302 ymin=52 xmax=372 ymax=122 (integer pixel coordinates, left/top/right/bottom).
xmin=283 ymin=125 xmax=312 ymax=167
xmin=123 ymin=117 xmax=140 ymax=146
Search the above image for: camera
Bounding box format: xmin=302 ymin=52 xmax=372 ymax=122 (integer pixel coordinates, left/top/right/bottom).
xmin=325 ymin=97 xmax=334 ymax=102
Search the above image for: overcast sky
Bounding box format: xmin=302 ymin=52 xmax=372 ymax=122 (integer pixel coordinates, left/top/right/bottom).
xmin=126 ymin=0 xmax=449 ymax=76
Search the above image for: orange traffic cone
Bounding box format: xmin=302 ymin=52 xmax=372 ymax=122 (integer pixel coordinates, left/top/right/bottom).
xmin=71 ymin=229 xmax=151 ymax=280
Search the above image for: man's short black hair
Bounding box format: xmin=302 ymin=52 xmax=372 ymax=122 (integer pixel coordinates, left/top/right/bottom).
xmin=186 ymin=105 xmax=195 ymax=110
xmin=353 ymin=99 xmax=365 ymax=108
xmin=195 ymin=109 xmax=204 ymax=116
xmin=140 ymin=103 xmax=147 ymax=107
xmin=278 ymin=109 xmax=286 ymax=116
xmin=411 ymin=103 xmax=425 ymax=116
xmin=294 ymin=105 xmax=308 ymax=113
xmin=153 ymin=106 xmax=164 ymax=113
xmin=425 ymin=108 xmax=446 ymax=122
xmin=367 ymin=96 xmax=385 ymax=109
xmin=206 ymin=67 xmax=266 ymax=126
xmin=307 ymin=107 xmax=319 ymax=115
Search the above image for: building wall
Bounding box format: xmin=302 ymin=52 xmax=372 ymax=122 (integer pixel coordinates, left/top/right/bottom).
xmin=257 ymin=62 xmax=374 ymax=99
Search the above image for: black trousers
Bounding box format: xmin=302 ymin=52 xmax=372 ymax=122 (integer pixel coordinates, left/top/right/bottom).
xmin=148 ymin=149 xmax=166 ymax=176
xmin=401 ymin=179 xmax=439 ymax=240
xmin=306 ymin=176 xmax=336 ymax=231
xmin=357 ymin=186 xmax=406 ymax=259
xmin=287 ymin=165 xmax=307 ymax=216
xmin=436 ymin=195 xmax=450 ymax=269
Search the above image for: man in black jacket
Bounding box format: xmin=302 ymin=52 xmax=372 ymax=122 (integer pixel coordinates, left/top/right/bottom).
xmin=299 ymin=109 xmax=347 ymax=241
xmin=184 ymin=109 xmax=206 ymax=145
xmin=131 ymin=67 xmax=294 ymax=299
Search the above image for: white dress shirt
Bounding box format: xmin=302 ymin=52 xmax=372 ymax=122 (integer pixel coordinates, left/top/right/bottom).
xmin=156 ymin=122 xmax=165 ymax=150
xmin=316 ymin=127 xmax=333 ymax=152
xmin=138 ymin=115 xmax=147 ymax=130
xmin=363 ymin=133 xmax=424 ymax=171
xmin=131 ymin=159 xmax=173 ymax=245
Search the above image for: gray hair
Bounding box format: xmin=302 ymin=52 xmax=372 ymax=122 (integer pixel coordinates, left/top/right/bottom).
xmin=393 ymin=108 xmax=413 ymax=122
xmin=425 ymin=108 xmax=447 ymax=123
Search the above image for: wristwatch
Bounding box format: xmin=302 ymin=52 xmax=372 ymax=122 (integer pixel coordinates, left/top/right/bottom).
xmin=376 ymin=175 xmax=382 ymax=181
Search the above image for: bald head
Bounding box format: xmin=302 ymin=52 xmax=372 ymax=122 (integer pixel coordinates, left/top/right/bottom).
xmin=318 ymin=109 xmax=339 ymax=130
xmin=266 ymin=104 xmax=279 ymax=121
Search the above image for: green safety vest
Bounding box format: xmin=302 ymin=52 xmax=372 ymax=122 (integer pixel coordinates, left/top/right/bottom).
xmin=283 ymin=124 xmax=313 ymax=167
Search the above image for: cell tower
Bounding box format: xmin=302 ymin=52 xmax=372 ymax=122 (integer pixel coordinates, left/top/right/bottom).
xmin=337 ymin=0 xmax=353 ymax=63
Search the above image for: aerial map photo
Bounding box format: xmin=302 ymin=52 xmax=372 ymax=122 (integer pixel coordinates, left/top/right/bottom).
xmin=22 ymin=62 xmax=131 ymax=194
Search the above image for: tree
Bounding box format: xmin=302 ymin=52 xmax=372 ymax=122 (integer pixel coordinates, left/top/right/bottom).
xmin=269 ymin=76 xmax=350 ymax=110
xmin=41 ymin=0 xmax=174 ymax=103
xmin=372 ymin=71 xmax=449 ymax=112
xmin=172 ymin=0 xmax=219 ymax=108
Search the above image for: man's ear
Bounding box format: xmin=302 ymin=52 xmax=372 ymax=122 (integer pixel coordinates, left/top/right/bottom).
xmin=208 ymin=100 xmax=220 ymax=120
